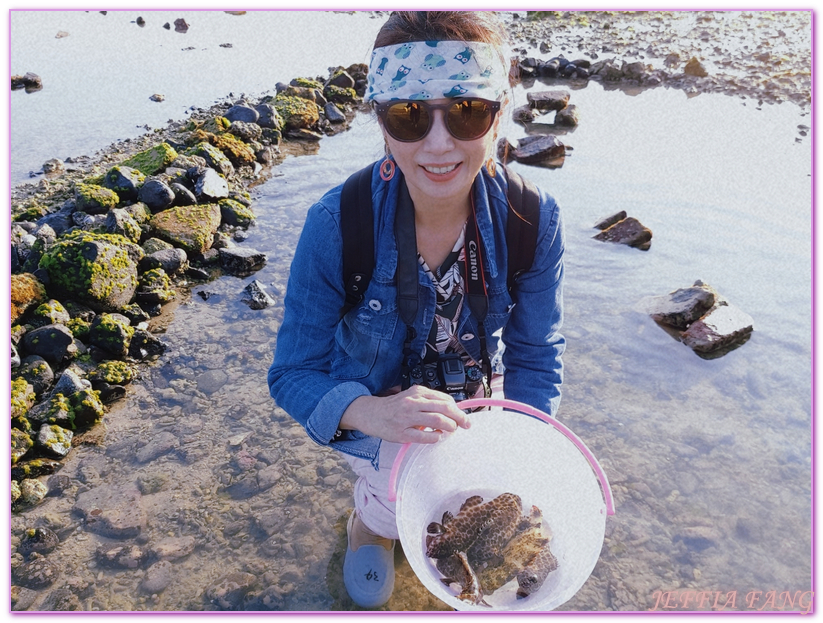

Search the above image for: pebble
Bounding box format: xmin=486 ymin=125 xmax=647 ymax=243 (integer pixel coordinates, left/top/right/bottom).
xmin=141 ymin=560 xmax=174 ymax=594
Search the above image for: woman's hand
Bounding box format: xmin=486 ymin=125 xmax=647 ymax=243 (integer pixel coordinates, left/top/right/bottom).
xmin=339 ymin=385 xmax=472 ymax=444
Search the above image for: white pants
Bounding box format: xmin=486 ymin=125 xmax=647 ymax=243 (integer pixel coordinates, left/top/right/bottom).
xmin=340 ymin=376 xmax=504 ymax=540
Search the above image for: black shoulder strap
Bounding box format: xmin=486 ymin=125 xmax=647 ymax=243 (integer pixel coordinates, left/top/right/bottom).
xmin=340 ymin=163 xmax=375 ymax=318
xmin=502 ymin=166 xmax=540 ymax=294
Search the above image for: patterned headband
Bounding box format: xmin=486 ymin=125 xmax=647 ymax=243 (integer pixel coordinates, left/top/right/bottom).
xmin=365 ymin=40 xmax=510 ymax=103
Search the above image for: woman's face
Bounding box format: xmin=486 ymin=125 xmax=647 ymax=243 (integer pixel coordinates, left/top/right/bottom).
xmin=381 ymin=99 xmax=499 ymax=210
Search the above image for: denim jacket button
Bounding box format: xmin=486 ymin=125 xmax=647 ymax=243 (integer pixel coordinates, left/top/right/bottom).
xmin=461 ymin=333 xmax=475 ymax=341
xmin=368 ymin=299 xmax=382 ymax=311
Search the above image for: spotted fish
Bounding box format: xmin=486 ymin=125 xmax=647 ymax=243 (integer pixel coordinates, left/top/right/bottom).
xmin=516 ymin=542 xmax=558 ymax=599
xmin=426 ymin=493 xmax=523 ymax=560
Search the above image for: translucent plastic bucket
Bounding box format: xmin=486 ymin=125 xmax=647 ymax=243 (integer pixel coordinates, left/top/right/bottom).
xmin=389 ymin=398 xmax=614 ymax=612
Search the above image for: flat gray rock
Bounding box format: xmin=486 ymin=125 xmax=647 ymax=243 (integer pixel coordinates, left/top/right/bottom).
xmin=74 ymin=484 xmax=146 ymax=539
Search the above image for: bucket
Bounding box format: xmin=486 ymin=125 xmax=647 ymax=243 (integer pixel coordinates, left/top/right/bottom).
xmin=389 ymin=398 xmax=614 ymax=612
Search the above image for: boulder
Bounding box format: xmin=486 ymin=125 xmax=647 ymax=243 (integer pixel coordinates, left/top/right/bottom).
xmin=512 ymin=135 xmax=565 ymax=165
xmin=681 ymin=303 xmax=754 ymax=354
xmin=194 ymin=168 xmax=230 ymax=201
xmin=228 ymin=120 xmax=263 ymax=142
xmin=150 ymin=203 xmax=222 ymax=254
xmin=15 ymin=356 xmax=54 ymax=398
xmin=224 ymin=104 xmax=259 ymax=124
xmin=106 ymin=208 xmax=142 ymax=243
xmin=122 ymin=143 xmax=179 ymax=176
xmin=102 ymin=166 xmax=145 ymax=202
xmin=242 ymin=280 xmax=275 ymax=310
xmin=140 ymin=248 xmax=188 ymax=275
xmin=594 ymin=211 xmax=628 ymax=230
xmin=74 ymin=183 xmax=119 ymax=213
xmin=30 ymin=299 xmax=71 ymax=328
xmin=74 ymin=484 xmax=146 ymax=539
xmin=324 ymin=102 xmax=346 ymax=124
xmin=11 ymin=72 xmax=43 ymax=92
xmin=88 ymin=313 xmax=134 ymax=358
xmin=209 ymin=132 xmax=256 ymax=167
xmin=219 ymin=247 xmax=267 ymax=275
xmin=128 ymin=329 xmax=166 ymax=360
xmin=37 ymin=424 xmax=74 ymax=459
xmin=593 ymin=217 xmax=652 ymax=250
xmin=11 ymin=428 xmax=34 ymax=464
xmin=527 ymin=89 xmax=571 ymax=111
xmin=642 ymin=283 xmax=717 ymax=329
xmin=142 ymin=237 xmax=174 ymax=255
xmin=137 ymin=179 xmax=176 ymax=212
xmin=188 ymin=142 xmax=234 ymax=178
xmin=273 ymin=94 xmax=320 ymax=131
xmin=254 ymin=103 xmax=282 ymax=130
xmin=11 ymin=273 xmax=48 ymax=325
xmin=13 ymin=553 xmax=58 ymax=589
xmin=219 ymin=198 xmax=255 ymax=227
xmin=21 ymin=324 xmax=77 ymax=364
xmin=170 ymin=182 xmax=198 ymax=207
xmin=555 ymin=104 xmax=580 ymax=127
xmin=327 ymin=69 xmax=355 ymax=89
xmin=136 ymin=268 xmax=176 ymax=305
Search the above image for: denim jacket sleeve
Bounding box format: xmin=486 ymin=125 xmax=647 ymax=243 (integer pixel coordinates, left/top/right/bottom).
xmin=500 ymin=186 xmax=565 ymax=416
xmin=267 ymin=187 xmax=373 ymax=448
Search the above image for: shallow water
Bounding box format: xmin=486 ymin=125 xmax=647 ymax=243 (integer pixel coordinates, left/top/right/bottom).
xmin=10 ymin=10 xmax=812 ymax=613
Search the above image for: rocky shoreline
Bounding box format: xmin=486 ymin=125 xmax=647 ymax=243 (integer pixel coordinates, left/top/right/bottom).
xmin=9 ymin=9 xmax=811 ymax=611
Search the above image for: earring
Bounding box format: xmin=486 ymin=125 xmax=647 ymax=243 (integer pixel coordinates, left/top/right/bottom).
xmin=485 ymin=157 xmax=496 ymax=177
xmin=380 ymin=157 xmax=396 ymax=181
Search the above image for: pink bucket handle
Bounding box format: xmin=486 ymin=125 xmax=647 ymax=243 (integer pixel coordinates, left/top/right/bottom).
xmin=387 ymin=397 xmax=615 ymax=516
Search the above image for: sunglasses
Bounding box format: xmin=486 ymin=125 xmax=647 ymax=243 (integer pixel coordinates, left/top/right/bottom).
xmin=374 ymin=98 xmax=501 ymax=142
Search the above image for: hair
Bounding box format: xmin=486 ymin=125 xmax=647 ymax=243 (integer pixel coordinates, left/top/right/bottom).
xmin=373 ymin=11 xmax=517 ymax=88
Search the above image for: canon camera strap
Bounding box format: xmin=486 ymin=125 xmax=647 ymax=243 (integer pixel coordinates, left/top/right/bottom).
xmin=395 ymin=179 xmax=493 ymax=388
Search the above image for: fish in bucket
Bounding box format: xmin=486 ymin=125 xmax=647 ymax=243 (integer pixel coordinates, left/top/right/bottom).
xmin=389 ymin=398 xmax=615 ymax=611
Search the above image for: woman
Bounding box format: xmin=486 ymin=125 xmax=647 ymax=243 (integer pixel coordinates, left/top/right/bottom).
xmin=268 ymin=11 xmax=564 ymax=609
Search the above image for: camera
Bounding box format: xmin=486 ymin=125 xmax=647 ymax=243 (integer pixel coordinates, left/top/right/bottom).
xmin=403 ymin=353 xmax=485 ymax=402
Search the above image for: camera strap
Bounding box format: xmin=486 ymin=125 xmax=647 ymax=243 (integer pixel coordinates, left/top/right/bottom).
xmin=395 ymin=179 xmax=493 ymax=390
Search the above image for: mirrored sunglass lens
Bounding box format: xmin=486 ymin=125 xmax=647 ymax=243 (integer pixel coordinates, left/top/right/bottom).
xmin=386 ymin=102 xmax=430 ymax=140
xmin=447 ymin=100 xmax=492 ymax=139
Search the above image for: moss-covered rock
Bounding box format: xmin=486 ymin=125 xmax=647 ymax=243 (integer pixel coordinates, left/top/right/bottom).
xmin=37 ymin=424 xmax=73 ymax=459
xmin=75 ymin=183 xmax=120 ymax=214
xmin=218 ymin=198 xmax=256 ymax=228
xmin=11 ymin=378 xmax=36 ymax=421
xmin=291 ymin=77 xmax=324 ymax=90
xmin=203 ymin=116 xmax=231 ymax=134
xmin=38 ymin=230 xmax=140 ymax=312
xmin=89 ymin=313 xmax=134 ymax=358
xmin=20 ymin=324 xmax=78 ymax=365
xmin=13 ymin=204 xmax=49 ymax=222
xmin=137 ymin=268 xmax=176 ymax=304
xmin=11 ymin=273 xmax=48 ymax=325
xmin=122 ymin=142 xmax=179 ymax=176
xmin=142 ymin=237 xmax=175 ymax=255
xmin=66 ymin=317 xmax=91 ymax=341
xmin=89 ymin=360 xmax=136 ymax=385
xmin=273 ymin=94 xmax=320 ymax=131
xmin=11 ymin=458 xmax=62 ymax=483
xmin=150 ymin=203 xmax=222 ymax=254
xmin=187 ymin=142 xmax=234 ymax=178
xmin=323 ymin=84 xmax=358 ymax=105
xmin=103 ymin=165 xmax=146 ymax=202
xmin=106 ymin=208 xmax=143 ymax=244
xmin=70 ymin=388 xmax=106 ymax=428
xmin=209 ymin=132 xmax=256 ymax=167
xmin=11 ymin=429 xmax=34 ymax=465
xmin=32 ymin=299 xmax=71 ymax=327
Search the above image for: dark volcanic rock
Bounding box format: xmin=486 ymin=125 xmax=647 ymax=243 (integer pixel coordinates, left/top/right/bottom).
xmin=138 ymin=179 xmax=176 ymax=212
xmin=219 ymin=247 xmax=267 ymax=275
xmin=194 ymin=168 xmax=229 ymax=201
xmin=129 ymin=328 xmax=166 ymax=360
xmin=225 ymin=104 xmax=259 ymax=124
xmin=593 ymin=216 xmax=652 ymax=250
xmin=242 ymin=280 xmax=276 ymax=310
xmin=681 ymin=304 xmax=754 ymax=354
xmin=74 ymin=484 xmax=147 ymax=539
xmin=324 ymin=102 xmax=346 ymax=124
xmin=643 ymin=284 xmax=717 ymax=329
xmin=16 ymin=355 xmax=54 ymax=398
xmin=254 ymin=103 xmax=282 ymax=129
xmin=11 ymin=72 xmax=43 ymax=91
xmin=170 ymin=182 xmax=197 ymax=206
xmin=21 ymin=324 xmax=77 ymax=364
xmin=512 ymin=135 xmax=566 ymax=165
xmin=102 ymin=166 xmax=145 ymax=202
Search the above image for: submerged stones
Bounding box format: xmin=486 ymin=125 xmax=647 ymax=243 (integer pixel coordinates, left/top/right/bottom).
xmin=593 ymin=213 xmax=653 ymax=250
xmin=640 ymin=280 xmax=754 ymax=357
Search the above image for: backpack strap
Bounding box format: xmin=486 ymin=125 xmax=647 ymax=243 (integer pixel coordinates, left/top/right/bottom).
xmin=339 ymin=163 xmax=375 ymax=318
xmin=502 ymin=166 xmax=541 ymax=295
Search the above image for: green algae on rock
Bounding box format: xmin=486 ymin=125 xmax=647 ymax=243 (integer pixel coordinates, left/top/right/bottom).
xmin=138 ymin=268 xmax=176 ymax=304
xmin=89 ymin=360 xmax=136 ymax=385
xmin=39 ymin=231 xmax=140 ymax=312
xmin=11 ymin=378 xmax=36 ymax=422
xmin=149 ymin=203 xmax=222 ymax=254
xmin=273 ymin=94 xmax=320 ymax=131
xmin=121 ymin=142 xmax=179 ymax=176
xmin=89 ymin=313 xmax=135 ymax=358
xmin=218 ymin=198 xmax=255 ymax=227
xmin=187 ymin=141 xmax=234 ymax=178
xmin=11 ymin=273 xmax=48 ymax=325
xmin=74 ymin=183 xmax=120 ymax=214
xmin=103 ymin=165 xmax=146 ymax=201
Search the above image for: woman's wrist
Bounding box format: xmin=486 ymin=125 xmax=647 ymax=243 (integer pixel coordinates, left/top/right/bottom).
xmin=338 ymin=395 xmax=375 ymax=433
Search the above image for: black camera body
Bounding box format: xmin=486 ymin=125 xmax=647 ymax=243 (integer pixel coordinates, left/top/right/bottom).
xmin=403 ymin=353 xmax=484 ymax=402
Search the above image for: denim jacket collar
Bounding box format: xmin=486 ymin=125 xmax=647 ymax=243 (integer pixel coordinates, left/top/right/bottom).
xmin=371 ymin=168 xmax=502 ymax=283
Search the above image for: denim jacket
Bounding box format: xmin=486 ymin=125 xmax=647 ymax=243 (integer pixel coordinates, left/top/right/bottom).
xmin=268 ymin=163 xmax=565 ymax=467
